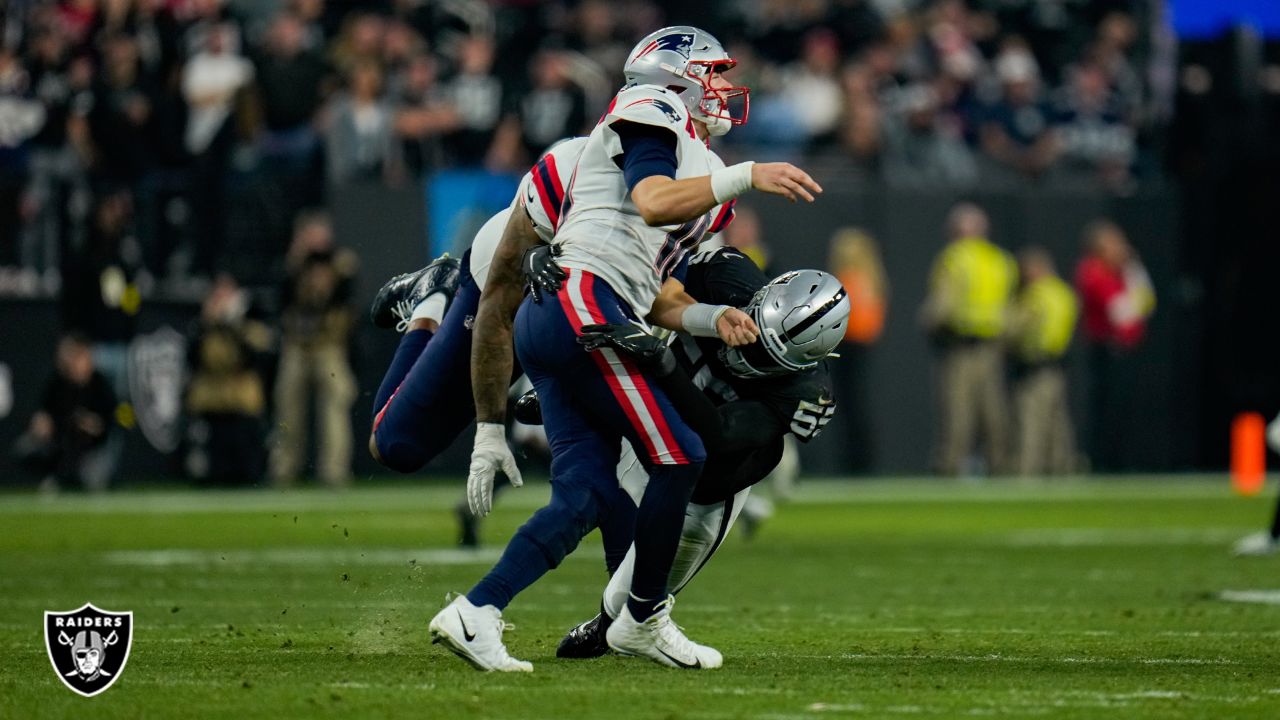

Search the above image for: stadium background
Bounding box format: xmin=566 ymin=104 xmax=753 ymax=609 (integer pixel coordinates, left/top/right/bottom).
xmin=0 ymin=0 xmax=1276 ymax=483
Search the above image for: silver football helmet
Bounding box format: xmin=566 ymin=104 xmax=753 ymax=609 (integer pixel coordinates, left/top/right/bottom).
xmin=623 ymin=25 xmax=749 ymax=136
xmin=720 ymin=270 xmax=850 ymax=378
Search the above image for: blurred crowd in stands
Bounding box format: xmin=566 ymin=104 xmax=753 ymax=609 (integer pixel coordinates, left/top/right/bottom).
xmin=0 ymin=0 xmax=1164 ymax=289
xmin=0 ymin=0 xmax=1171 ymax=489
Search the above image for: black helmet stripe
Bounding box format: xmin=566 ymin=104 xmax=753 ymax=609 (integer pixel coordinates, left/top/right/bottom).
xmin=777 ymin=286 xmax=847 ymax=344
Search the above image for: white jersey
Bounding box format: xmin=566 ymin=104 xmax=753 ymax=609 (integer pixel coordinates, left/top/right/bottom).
xmin=467 ymin=137 xmax=587 ymax=290
xmin=552 ymin=85 xmax=737 ymax=317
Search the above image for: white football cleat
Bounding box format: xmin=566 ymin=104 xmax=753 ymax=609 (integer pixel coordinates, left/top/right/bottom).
xmin=429 ymin=595 xmax=533 ymax=672
xmin=1233 ymin=531 xmax=1278 ymax=557
xmin=605 ymin=596 xmax=722 ymax=669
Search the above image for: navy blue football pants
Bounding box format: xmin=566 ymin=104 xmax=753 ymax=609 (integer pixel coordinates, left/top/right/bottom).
xmin=467 ymin=269 xmax=705 ymax=611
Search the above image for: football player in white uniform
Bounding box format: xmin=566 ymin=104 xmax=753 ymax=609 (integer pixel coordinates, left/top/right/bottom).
xmin=365 ymin=138 xmax=587 ymax=530
xmin=430 ymin=26 xmax=823 ymax=672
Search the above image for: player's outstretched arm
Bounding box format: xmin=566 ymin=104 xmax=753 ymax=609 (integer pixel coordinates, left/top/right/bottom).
xmin=467 ymin=208 xmax=540 ymax=515
xmin=631 ymin=162 xmax=823 ymax=227
xmin=647 ymin=277 xmax=758 ymax=346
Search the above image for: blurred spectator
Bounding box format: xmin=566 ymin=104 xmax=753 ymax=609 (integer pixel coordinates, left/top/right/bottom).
xmin=329 ymin=12 xmax=385 ymax=75
xmin=1053 ymin=59 xmax=1135 ymax=191
xmin=838 ymin=60 xmax=882 ymax=165
xmin=1008 ymin=246 xmax=1079 ymax=476
xmin=325 ymin=60 xmax=402 ymax=186
xmin=444 ymin=35 xmax=503 ymax=168
xmin=920 ymin=203 xmax=1017 ymax=476
xmin=828 ymin=227 xmax=887 ymax=473
xmin=516 ymin=50 xmax=588 ymax=160
xmin=1074 ymin=219 xmax=1154 ymax=471
xmin=22 ymin=24 xmax=92 ymax=283
xmin=777 ymin=28 xmax=845 ymax=146
xmin=720 ymin=204 xmax=769 ymax=273
xmin=182 ymin=21 xmax=253 ymax=277
xmin=61 ymin=187 xmax=141 ymax=400
xmin=392 ymin=53 xmax=459 ymax=178
xmin=59 ymin=187 xmax=139 ymax=487
xmin=0 ymin=44 xmax=45 ymax=271
xmin=978 ymin=41 xmax=1058 ymax=181
xmin=565 ymin=0 xmax=630 ymax=91
xmin=271 ymin=210 xmax=357 ymax=487
xmin=11 ymin=333 xmax=116 ymax=493
xmin=881 ymin=81 xmax=977 ymax=187
xmin=185 ymin=274 xmax=272 ymax=485
xmin=87 ymin=32 xmax=156 ymax=188
xmin=1086 ymin=12 xmax=1142 ymax=121
xmin=253 ymin=12 xmax=330 ymax=177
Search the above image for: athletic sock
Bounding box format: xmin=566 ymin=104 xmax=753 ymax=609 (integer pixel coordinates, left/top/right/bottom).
xmin=627 ymin=462 xmax=701 ymax=620
xmin=372 ymin=328 xmax=432 ymax=418
xmin=411 ymin=293 xmax=449 ymax=325
xmin=627 ymin=593 xmax=664 ymax=621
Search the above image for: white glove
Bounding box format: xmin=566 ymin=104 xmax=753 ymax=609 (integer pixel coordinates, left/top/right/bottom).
xmin=467 ymin=422 xmax=523 ymax=516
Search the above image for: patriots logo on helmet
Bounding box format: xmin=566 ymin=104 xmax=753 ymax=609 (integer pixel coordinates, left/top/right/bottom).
xmin=624 ymin=97 xmax=683 ymax=123
xmin=633 ymin=32 xmax=694 ymax=61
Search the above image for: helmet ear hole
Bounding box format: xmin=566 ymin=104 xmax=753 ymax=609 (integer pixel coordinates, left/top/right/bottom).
xmin=667 ymin=85 xmax=686 ymax=94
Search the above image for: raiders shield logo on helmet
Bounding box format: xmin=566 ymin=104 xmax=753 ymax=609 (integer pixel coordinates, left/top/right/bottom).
xmin=44 ymin=603 xmax=133 ymax=697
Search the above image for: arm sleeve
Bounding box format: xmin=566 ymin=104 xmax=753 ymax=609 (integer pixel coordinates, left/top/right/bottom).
xmin=614 ymin=120 xmax=677 ymax=191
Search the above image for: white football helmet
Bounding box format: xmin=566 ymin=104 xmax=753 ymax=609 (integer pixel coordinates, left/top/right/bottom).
xmin=623 ymin=26 xmax=750 ymax=136
xmin=720 ymin=270 xmax=850 ymax=378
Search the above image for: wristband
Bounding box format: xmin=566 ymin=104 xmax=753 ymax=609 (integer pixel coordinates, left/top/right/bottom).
xmin=710 ymin=161 xmax=755 ymax=204
xmin=682 ymin=303 xmax=732 ymax=338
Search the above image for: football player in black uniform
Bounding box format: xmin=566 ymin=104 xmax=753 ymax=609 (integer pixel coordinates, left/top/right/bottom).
xmin=518 ymin=243 xmax=849 ymax=658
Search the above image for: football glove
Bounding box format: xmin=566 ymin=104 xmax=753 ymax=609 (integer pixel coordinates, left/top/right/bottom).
xmin=467 ymin=422 xmax=523 ymax=516
xmin=577 ymin=322 xmax=677 ymax=375
xmin=523 ymin=243 xmax=567 ymax=304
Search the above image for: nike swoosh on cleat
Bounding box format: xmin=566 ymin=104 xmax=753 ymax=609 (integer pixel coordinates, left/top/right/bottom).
xmin=457 ymin=610 xmax=476 ymax=642
xmin=657 ymin=648 xmax=701 ymax=669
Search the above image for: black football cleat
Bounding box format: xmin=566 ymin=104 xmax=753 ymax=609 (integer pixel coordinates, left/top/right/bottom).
xmin=369 ymin=255 xmax=462 ymax=331
xmin=555 ymin=612 xmax=612 ymax=659
xmin=513 ymin=389 xmax=543 ymax=425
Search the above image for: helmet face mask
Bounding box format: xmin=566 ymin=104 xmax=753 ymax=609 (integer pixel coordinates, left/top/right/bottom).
xmin=686 ymin=59 xmax=750 ymax=132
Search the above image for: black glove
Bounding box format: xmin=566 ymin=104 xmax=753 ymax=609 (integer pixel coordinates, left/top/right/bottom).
xmin=523 ymin=243 xmax=567 ymax=304
xmin=577 ymin=322 xmax=677 ymax=375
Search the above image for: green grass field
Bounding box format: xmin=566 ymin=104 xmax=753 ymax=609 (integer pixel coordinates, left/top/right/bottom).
xmin=2 ymin=477 xmax=1279 ymax=719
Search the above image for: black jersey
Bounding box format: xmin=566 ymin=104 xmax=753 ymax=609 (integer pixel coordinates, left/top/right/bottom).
xmin=665 ymin=247 xmax=836 ymax=504
xmin=678 ymin=247 xmax=835 ymax=445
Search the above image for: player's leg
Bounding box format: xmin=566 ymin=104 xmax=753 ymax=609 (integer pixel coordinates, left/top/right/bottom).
xmin=548 ymin=270 xmax=718 ymax=667
xmin=429 ymin=297 xmax=620 ymax=671
xmin=559 ymin=486 xmax=752 ymax=660
xmin=1234 ymin=412 xmax=1280 ymax=556
xmin=370 ymin=259 xmax=480 ymax=472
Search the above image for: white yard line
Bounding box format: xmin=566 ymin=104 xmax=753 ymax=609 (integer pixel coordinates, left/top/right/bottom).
xmin=1217 ymin=589 xmax=1280 ymax=606
xmin=1000 ymin=527 xmax=1244 ymax=547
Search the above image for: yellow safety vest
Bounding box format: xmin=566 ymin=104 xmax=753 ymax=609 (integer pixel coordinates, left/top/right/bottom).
xmin=1014 ymin=275 xmax=1079 ymax=362
xmin=930 ymin=237 xmax=1017 ymax=339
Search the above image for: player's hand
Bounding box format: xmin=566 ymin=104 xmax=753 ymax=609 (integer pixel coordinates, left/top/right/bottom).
xmin=578 ymin=322 xmax=677 ymax=374
xmin=467 ymin=422 xmax=523 ymax=516
xmin=523 ymin=243 xmax=567 ymax=304
xmin=716 ymin=307 xmax=759 ymax=347
xmin=751 ymin=162 xmax=823 ymax=203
